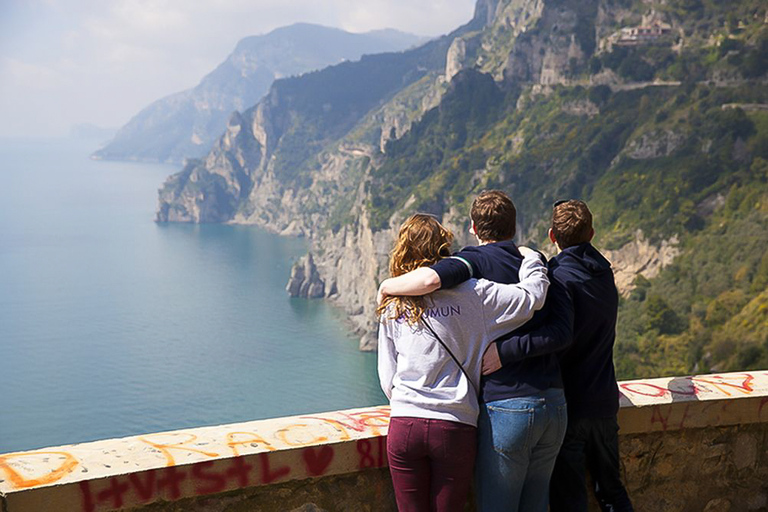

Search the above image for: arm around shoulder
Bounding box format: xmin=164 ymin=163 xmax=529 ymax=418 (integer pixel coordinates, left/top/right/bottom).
xmin=480 ymin=254 xmax=550 ymax=339
xmin=377 ymin=267 xmax=441 ymax=305
xmin=494 ymin=278 xmax=574 ymax=366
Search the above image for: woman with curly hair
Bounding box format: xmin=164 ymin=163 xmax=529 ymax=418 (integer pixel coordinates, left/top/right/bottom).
xmin=377 ymin=213 xmax=549 ymax=512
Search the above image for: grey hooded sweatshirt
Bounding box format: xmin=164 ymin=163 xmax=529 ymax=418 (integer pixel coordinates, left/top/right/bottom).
xmin=378 ymin=254 xmax=549 ymax=427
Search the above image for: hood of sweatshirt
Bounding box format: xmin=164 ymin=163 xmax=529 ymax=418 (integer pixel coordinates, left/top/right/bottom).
xmin=552 ymin=242 xmax=612 ymax=276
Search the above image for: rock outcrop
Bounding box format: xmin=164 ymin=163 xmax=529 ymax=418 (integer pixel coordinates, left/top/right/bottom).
xmin=626 ymin=129 xmax=688 ymax=159
xmin=286 ymin=254 xmax=325 ymax=299
xmin=604 ymin=231 xmax=680 ymax=296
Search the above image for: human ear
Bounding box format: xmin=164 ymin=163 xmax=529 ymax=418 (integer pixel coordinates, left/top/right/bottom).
xmin=549 ymin=228 xmax=561 ymax=251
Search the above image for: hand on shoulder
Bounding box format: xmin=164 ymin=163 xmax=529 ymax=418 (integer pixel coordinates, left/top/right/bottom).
xmin=518 ymin=245 xmax=535 ymax=258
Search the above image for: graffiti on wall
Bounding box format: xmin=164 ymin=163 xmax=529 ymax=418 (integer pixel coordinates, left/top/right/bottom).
xmin=619 ymin=373 xmax=766 ymax=400
xmin=617 ymin=372 xmax=768 ymax=433
xmin=0 ymin=405 xmax=391 ymax=504
xmin=4 ymin=371 xmax=768 ymax=511
xmin=75 ymin=437 xmax=388 ymax=512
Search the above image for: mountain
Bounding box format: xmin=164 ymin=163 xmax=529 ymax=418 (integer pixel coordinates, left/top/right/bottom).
xmin=92 ymin=23 xmax=425 ymax=164
xmin=156 ymin=0 xmax=768 ymax=379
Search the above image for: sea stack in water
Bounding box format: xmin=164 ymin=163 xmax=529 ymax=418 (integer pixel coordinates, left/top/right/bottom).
xmin=286 ymin=254 xmax=325 ymax=298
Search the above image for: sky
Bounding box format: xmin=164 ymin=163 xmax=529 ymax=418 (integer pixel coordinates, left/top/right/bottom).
xmin=0 ymin=0 xmax=477 ymax=138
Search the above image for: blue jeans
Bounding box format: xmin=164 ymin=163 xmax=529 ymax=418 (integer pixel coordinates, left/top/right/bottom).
xmin=475 ymin=388 xmax=568 ymax=512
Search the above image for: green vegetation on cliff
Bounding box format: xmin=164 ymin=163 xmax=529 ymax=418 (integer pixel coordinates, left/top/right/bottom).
xmin=615 ymin=155 xmax=768 ymax=377
xmin=251 ymin=36 xmax=454 ymax=190
xmin=369 ymin=70 xmax=510 ymax=229
xmin=365 ymin=17 xmax=768 ymax=377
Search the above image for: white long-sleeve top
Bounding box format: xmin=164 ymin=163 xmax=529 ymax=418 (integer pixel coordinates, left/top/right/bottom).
xmin=377 ymin=254 xmax=549 ymax=426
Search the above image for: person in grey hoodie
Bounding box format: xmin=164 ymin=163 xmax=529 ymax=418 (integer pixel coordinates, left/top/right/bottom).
xmin=377 ymin=213 xmax=549 ymax=512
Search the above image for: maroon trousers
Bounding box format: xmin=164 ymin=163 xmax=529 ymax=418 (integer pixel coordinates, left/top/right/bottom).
xmin=387 ymin=416 xmax=477 ymax=512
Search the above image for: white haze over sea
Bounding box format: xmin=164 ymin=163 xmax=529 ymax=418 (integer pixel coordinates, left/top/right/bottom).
xmin=0 ymin=0 xmax=476 ymax=138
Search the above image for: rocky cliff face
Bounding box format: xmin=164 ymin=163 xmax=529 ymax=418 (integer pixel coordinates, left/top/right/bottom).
xmin=155 ymin=0 xmax=632 ymax=350
xmin=625 ymin=130 xmax=688 ymax=160
xmin=156 ymin=112 xmax=264 ymax=223
xmin=604 ymin=231 xmax=681 ymax=296
xmin=278 ymin=0 xmax=612 ymax=350
xmin=155 ymin=0 xmax=767 ymax=356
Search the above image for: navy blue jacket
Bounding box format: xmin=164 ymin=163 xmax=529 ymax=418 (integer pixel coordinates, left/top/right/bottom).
xmin=432 ymin=240 xmax=573 ymax=402
xmin=550 ymin=243 xmax=620 ymax=419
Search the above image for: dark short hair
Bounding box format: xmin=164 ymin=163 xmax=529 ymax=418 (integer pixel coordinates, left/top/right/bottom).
xmin=470 ymin=190 xmax=516 ymax=242
xmin=552 ymin=200 xmax=593 ymax=249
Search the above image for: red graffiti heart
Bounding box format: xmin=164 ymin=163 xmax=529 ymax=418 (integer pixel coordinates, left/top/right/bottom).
xmin=302 ymin=446 xmax=334 ymax=476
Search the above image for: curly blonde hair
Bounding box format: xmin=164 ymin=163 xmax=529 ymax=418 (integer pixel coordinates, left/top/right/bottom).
xmin=376 ymin=214 xmax=454 ymax=325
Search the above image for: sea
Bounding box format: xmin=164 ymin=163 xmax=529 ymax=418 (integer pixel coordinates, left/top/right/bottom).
xmin=0 ymin=138 xmax=386 ymax=454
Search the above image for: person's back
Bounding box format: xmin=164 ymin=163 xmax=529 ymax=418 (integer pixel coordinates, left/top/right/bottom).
xmin=550 ymin=243 xmax=619 ymax=419
xmin=379 ymin=273 xmax=550 ymax=424
xmin=546 ymin=200 xmax=633 ymax=512
xmin=434 ymin=240 xmax=566 ymax=401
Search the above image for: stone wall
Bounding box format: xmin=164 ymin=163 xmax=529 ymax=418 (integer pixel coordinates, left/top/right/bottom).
xmin=2 ymin=371 xmax=767 ymax=512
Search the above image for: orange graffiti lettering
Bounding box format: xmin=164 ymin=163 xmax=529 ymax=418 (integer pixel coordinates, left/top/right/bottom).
xmin=348 ymin=409 xmax=391 ymax=436
xmin=138 ymin=434 xmax=219 ymax=467
xmin=275 ymin=424 xmax=328 ymax=447
xmin=349 ymin=407 xmax=390 ymax=426
xmin=226 ymin=432 xmax=276 ymax=456
xmin=302 ymin=408 xmax=390 ymax=438
xmin=692 ymin=374 xmax=754 ymax=397
xmin=0 ymin=451 xmax=79 ymax=489
xmin=299 ymin=417 xmax=352 ymax=441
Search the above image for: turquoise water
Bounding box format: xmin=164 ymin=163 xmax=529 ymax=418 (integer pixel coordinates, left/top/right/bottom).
xmin=0 ymin=138 xmax=385 ymax=453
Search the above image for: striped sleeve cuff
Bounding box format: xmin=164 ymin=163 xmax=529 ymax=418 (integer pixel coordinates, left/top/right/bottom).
xmin=449 ymin=256 xmax=473 ymax=278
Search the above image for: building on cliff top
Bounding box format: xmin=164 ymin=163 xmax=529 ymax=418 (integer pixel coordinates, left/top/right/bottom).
xmin=613 ymin=20 xmax=673 ymax=47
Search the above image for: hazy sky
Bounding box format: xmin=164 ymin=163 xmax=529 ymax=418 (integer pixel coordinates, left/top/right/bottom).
xmin=0 ymin=0 xmax=477 ymax=138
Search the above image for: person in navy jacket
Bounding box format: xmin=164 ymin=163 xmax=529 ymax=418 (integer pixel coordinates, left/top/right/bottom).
xmin=546 ymin=200 xmax=634 ymax=512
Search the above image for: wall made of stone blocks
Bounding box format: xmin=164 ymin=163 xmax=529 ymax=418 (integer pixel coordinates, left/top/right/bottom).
xmin=621 ymin=423 xmax=768 ymax=512
xmin=126 ymin=469 xmax=396 ymax=512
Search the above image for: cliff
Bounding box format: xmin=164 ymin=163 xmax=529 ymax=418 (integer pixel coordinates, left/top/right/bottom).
xmin=156 ymin=0 xmax=768 ymax=375
xmin=93 ymin=24 xmax=423 ymax=164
